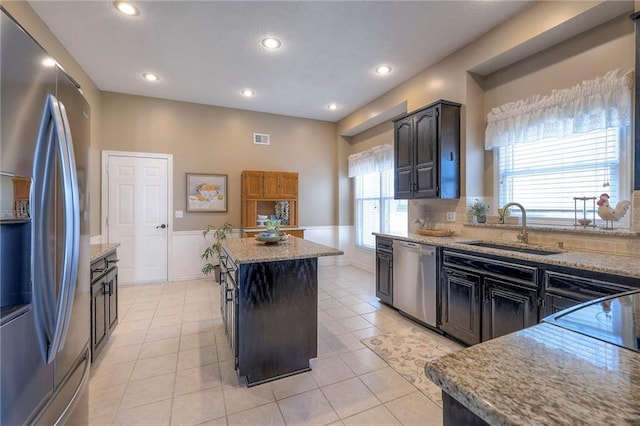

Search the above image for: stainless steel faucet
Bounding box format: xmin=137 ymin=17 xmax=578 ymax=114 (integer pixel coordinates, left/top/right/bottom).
xmin=500 ymin=202 xmax=528 ymax=243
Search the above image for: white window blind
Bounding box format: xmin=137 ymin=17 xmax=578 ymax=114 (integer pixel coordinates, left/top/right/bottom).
xmin=490 ymin=69 xmax=633 ymax=227
xmin=349 ymin=145 xmax=407 ymax=249
xmin=355 ymin=169 xmax=407 ymax=249
xmin=498 ymin=128 xmax=628 ymax=225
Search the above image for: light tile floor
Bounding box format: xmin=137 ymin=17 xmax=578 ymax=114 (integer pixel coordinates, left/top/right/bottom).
xmin=87 ymin=265 xmax=455 ymax=425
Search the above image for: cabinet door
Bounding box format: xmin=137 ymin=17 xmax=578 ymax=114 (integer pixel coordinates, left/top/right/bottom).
xmin=262 ymin=172 xmax=280 ymax=198
xmin=394 ymin=117 xmax=414 ymax=199
xmin=242 ymin=171 xmax=263 ymax=198
xmin=542 ymin=293 xmax=580 ymax=319
xmin=279 ymin=172 xmax=298 ymax=198
xmin=376 ymin=251 xmax=393 ymax=305
xmin=413 ymin=107 xmax=438 ymax=198
xmin=242 ymin=201 xmax=258 ymax=228
xmin=91 ymin=281 xmax=107 ymax=359
xmin=482 ymin=278 xmax=538 ymax=341
xmin=440 ymin=267 xmax=481 ymax=346
xmin=106 ymin=269 xmax=118 ymax=331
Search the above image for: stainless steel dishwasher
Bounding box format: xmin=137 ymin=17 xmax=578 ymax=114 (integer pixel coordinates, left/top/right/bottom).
xmin=393 ymin=241 xmax=438 ymax=329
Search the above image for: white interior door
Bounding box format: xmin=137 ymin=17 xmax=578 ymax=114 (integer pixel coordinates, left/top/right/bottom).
xmin=105 ymin=153 xmax=170 ymax=284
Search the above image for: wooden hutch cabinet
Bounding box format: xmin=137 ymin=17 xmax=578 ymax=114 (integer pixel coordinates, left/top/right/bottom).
xmin=241 ymin=170 xmax=303 ymax=238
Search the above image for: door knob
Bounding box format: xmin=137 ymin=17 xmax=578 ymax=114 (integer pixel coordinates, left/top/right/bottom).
xmin=156 ymin=224 xmax=167 ymax=229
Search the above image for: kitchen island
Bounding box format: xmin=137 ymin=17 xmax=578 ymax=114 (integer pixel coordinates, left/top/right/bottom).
xmin=220 ymin=236 xmax=342 ymax=386
xmin=425 ymin=290 xmax=640 ymax=425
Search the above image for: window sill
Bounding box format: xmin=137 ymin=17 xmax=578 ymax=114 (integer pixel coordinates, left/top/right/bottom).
xmin=463 ymin=222 xmax=639 ymax=238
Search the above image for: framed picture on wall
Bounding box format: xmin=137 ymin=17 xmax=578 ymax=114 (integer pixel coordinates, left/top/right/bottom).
xmin=186 ymin=173 xmax=228 ymax=212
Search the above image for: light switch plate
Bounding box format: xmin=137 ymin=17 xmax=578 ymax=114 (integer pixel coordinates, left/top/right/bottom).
xmin=175 ymin=210 xmax=184 ymax=218
xmin=446 ymin=212 xmax=456 ymax=221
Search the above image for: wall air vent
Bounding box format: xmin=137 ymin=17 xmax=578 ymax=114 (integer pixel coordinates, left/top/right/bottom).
xmin=253 ymin=133 xmax=270 ymax=145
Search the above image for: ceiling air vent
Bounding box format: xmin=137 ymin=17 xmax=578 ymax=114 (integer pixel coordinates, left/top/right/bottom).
xmin=253 ymin=133 xmax=270 ymax=145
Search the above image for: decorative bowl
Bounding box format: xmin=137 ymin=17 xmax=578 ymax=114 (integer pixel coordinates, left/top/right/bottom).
xmin=256 ymin=233 xmax=282 ymax=244
xmin=255 ymin=232 xmax=288 ymax=244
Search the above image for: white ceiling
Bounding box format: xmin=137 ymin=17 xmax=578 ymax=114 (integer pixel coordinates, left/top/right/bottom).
xmin=29 ymin=1 xmax=534 ymax=122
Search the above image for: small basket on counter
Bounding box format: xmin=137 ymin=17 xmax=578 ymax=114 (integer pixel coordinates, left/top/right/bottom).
xmin=415 ymin=228 xmax=455 ymax=237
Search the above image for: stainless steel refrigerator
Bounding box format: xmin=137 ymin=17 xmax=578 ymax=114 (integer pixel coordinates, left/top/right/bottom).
xmin=1 ymin=7 xmax=91 ymax=425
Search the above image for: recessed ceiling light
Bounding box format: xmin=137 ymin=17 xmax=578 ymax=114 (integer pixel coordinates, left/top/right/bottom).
xmin=42 ymin=57 xmax=57 ymax=67
xmin=261 ymin=37 xmax=282 ymax=49
xmin=113 ymin=1 xmax=139 ymax=16
xmin=328 ymin=103 xmax=339 ymax=110
xmin=142 ymin=72 xmax=159 ymax=82
xmin=375 ymin=65 xmax=392 ymax=75
xmin=241 ymin=89 xmax=255 ymax=97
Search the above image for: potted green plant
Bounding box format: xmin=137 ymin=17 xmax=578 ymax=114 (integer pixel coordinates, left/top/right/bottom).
xmin=470 ymin=199 xmax=489 ymax=223
xmin=201 ymin=222 xmax=233 ymax=282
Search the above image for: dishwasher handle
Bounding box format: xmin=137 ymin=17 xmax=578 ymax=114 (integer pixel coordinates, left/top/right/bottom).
xmin=393 ymin=241 xmax=435 ymax=256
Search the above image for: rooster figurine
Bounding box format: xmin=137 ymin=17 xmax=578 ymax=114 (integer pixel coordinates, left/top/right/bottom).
xmin=596 ymin=193 xmax=631 ymax=229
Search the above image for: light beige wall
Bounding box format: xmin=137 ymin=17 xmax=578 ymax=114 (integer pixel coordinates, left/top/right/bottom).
xmin=100 ymin=92 xmax=336 ymax=231
xmin=335 ymin=1 xmax=634 ymax=229
xmin=338 ymin=122 xmax=395 ymax=225
xmin=3 ymin=1 xmax=103 ymax=236
xmin=482 ymin=13 xmax=633 ymax=194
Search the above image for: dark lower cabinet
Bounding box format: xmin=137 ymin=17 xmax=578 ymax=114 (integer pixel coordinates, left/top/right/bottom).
xmin=106 ymin=268 xmax=118 ymax=330
xmin=482 ymin=278 xmax=537 ymax=341
xmin=543 ymin=292 xmax=582 ymax=316
xmin=440 ymin=267 xmax=481 ymax=346
xmin=90 ymin=250 xmax=118 ymax=362
xmin=375 ymin=237 xmax=393 ymax=305
xmin=440 ymin=250 xmax=539 ymax=345
xmin=220 ymin=250 xmax=238 ymax=368
xmin=542 ymin=269 xmax=638 ymax=318
xmin=91 ymin=280 xmax=107 ymax=356
xmin=442 ymin=392 xmax=489 ymax=426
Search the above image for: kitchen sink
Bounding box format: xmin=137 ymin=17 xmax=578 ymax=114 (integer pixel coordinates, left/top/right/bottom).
xmin=460 ymin=241 xmax=563 ymax=256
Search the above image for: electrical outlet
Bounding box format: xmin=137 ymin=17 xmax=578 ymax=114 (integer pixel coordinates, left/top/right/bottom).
xmin=175 ymin=210 xmax=183 ymax=218
xmin=446 ymin=212 xmax=456 ymax=222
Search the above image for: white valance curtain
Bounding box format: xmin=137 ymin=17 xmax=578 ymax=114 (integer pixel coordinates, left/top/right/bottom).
xmin=485 ymin=68 xmax=633 ymax=150
xmin=348 ymin=144 xmax=393 ymax=177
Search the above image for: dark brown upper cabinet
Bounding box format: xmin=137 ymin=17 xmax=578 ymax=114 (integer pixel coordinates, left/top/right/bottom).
xmin=393 ymin=100 xmax=460 ymax=199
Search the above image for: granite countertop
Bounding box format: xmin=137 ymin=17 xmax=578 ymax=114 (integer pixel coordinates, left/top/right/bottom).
xmin=424 ymin=322 xmax=640 ymax=425
xmin=90 ymin=243 xmax=119 ymax=261
xmin=222 ymin=236 xmax=343 ymax=264
xmin=373 ymin=232 xmax=640 ymax=279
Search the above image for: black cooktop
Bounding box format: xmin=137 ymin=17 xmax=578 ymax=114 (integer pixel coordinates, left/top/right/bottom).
xmin=543 ymin=290 xmax=640 ymax=352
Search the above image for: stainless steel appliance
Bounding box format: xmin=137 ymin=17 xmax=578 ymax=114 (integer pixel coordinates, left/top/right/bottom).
xmin=1 ymin=8 xmax=91 ymax=425
xmin=543 ymin=290 xmax=640 ymax=352
xmin=393 ymin=241 xmax=438 ymax=329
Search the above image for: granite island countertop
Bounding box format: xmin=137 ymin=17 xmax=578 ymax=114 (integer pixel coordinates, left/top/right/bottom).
xmin=90 ymin=243 xmax=119 ymax=262
xmin=222 ymin=236 xmax=343 ymax=264
xmin=374 ymin=232 xmax=640 ymax=279
xmin=425 ymin=321 xmax=640 ymax=425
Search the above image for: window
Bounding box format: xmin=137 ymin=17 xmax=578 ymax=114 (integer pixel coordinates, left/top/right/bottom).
xmin=487 ymin=69 xmax=633 ymax=227
xmin=354 ymin=168 xmax=407 ymax=249
xmin=497 ymin=127 xmax=630 ymax=226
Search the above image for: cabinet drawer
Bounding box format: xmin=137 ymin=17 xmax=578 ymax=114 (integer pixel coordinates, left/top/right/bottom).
xmin=544 ymin=270 xmax=636 ymax=300
xmin=376 ymin=237 xmax=393 ymax=253
xmin=442 ymin=250 xmax=537 ymax=286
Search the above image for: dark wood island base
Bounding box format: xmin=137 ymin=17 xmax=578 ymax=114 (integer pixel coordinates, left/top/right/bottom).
xmin=238 ymin=258 xmax=317 ymax=386
xmin=442 ymin=392 xmax=489 ymax=426
xmin=219 ymin=236 xmax=342 ymax=387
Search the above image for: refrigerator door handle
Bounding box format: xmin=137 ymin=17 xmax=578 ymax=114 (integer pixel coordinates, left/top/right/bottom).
xmin=31 ymin=94 xmax=80 ymax=364
xmin=55 ymin=98 xmax=80 ymax=351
